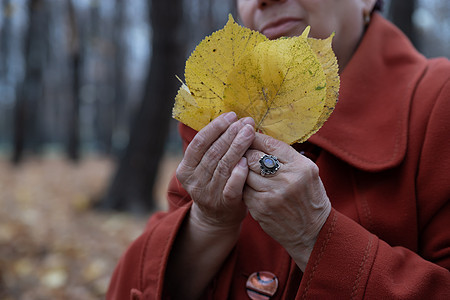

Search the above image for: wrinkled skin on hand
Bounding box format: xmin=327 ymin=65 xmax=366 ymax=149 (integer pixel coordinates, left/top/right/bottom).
xmin=176 ymin=113 xmax=330 ymax=271
xmin=244 ymin=133 xmax=331 ymax=270
xmin=176 ymin=112 xmax=256 ymax=230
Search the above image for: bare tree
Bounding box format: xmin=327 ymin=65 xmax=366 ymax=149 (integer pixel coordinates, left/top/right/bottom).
xmin=112 ymin=0 xmax=127 ymax=156
xmin=13 ymin=0 xmax=47 ymax=163
xmin=66 ymin=0 xmax=81 ymax=161
xmin=100 ymin=0 xmax=186 ymax=212
xmin=0 ymin=0 xmax=12 ymax=78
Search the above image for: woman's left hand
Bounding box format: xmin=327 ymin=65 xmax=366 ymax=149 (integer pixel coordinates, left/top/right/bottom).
xmin=243 ymin=133 xmax=331 ymax=271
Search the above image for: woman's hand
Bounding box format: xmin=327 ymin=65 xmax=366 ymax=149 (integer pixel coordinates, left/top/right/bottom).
xmin=176 ymin=112 xmax=256 ymax=231
xmin=167 ymin=113 xmax=256 ymax=299
xmin=244 ymin=133 xmax=331 ymax=271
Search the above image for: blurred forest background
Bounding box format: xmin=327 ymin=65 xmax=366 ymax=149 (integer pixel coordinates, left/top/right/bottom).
xmin=0 ymin=0 xmax=449 ymax=298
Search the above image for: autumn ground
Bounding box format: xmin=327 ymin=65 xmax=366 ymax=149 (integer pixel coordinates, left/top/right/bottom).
xmin=0 ymin=154 xmax=181 ymax=299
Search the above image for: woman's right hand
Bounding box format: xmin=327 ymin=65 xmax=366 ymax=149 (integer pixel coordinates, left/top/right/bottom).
xmin=176 ymin=112 xmax=256 ymax=230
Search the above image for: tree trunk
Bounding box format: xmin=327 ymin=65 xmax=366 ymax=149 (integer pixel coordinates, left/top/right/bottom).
xmin=13 ymin=0 xmax=46 ymax=164
xmin=100 ymin=0 xmax=186 ymax=212
xmin=0 ymin=0 xmax=12 ymax=77
xmin=112 ymin=0 xmax=127 ymax=156
xmin=66 ymin=0 xmax=81 ymax=161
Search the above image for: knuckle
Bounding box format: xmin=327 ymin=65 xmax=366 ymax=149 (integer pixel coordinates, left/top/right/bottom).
xmin=176 ymin=162 xmax=189 ymax=182
xmin=227 ymin=121 xmax=241 ymax=135
xmin=223 ymin=185 xmax=239 ymax=200
xmin=305 ymin=160 xmax=320 ymax=178
xmin=197 ymin=162 xmax=214 ymax=178
xmin=215 ymin=159 xmax=233 ymax=178
xmin=249 ymin=150 xmax=261 ymax=162
xmin=210 ymin=119 xmax=222 ymax=132
xmin=263 ymin=136 xmax=282 ymax=153
xmin=225 ymin=143 xmax=242 ymax=160
xmin=223 ymin=122 xmax=245 ymax=145
xmin=204 ymin=143 xmax=223 ymax=162
xmin=189 ymin=186 xmax=205 ymax=202
xmin=209 ymin=115 xmax=230 ymax=133
xmin=189 ymin=133 xmax=207 ymax=153
xmin=310 ymin=163 xmax=320 ymax=176
xmin=245 ymin=150 xmax=261 ymax=169
xmin=229 ymin=131 xmax=253 ymax=156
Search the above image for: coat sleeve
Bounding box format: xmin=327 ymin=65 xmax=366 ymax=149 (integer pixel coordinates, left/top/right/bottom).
xmin=106 ymin=124 xmax=197 ymax=300
xmin=298 ymin=78 xmax=450 ymax=299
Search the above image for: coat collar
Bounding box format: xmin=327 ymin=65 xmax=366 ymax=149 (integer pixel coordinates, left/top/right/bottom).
xmin=309 ymin=13 xmax=428 ymax=172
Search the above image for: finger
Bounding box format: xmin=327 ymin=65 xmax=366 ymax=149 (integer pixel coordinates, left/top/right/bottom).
xmin=244 ymin=153 xmax=288 ymax=192
xmin=242 ymin=183 xmax=270 ymax=213
xmin=199 ymin=118 xmax=254 ymax=177
xmin=245 ymin=149 xmax=270 ymax=174
xmin=183 ymin=112 xmax=238 ymax=169
xmin=244 ymin=148 xmax=287 ymax=177
xmin=250 ymin=132 xmax=298 ymax=162
xmin=245 ymin=170 xmax=271 ymax=192
xmin=222 ymin=157 xmax=249 ymax=201
xmin=210 ymin=123 xmax=255 ymax=186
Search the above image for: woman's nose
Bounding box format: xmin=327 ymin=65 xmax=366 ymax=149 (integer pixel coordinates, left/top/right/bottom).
xmin=257 ymin=0 xmax=286 ymax=9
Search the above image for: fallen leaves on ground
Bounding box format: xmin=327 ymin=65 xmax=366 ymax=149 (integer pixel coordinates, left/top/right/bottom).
xmin=0 ymin=154 xmax=180 ymax=299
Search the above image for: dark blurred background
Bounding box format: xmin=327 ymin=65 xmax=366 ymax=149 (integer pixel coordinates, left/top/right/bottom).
xmin=0 ymin=0 xmax=449 ymax=212
xmin=0 ymin=0 xmax=448 ymax=299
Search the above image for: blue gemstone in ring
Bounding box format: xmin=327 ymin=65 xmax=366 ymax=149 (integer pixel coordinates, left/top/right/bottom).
xmin=263 ymin=157 xmax=275 ymax=168
xmin=259 ymin=155 xmax=280 ymax=176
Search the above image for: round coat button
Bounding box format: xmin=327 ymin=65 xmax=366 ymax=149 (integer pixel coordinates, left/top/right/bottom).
xmin=246 ymin=271 xmax=278 ymax=299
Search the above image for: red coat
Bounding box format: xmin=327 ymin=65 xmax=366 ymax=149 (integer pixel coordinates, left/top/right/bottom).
xmin=107 ymin=14 xmax=450 ymax=299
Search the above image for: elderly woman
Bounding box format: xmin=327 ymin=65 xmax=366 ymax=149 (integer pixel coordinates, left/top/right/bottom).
xmin=107 ymin=0 xmax=450 ymax=299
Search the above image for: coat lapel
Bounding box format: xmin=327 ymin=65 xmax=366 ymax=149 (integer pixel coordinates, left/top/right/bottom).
xmin=309 ymin=13 xmax=428 ymax=172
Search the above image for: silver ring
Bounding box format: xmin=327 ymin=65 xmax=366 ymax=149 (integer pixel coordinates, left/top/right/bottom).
xmin=259 ymin=155 xmax=280 ymax=176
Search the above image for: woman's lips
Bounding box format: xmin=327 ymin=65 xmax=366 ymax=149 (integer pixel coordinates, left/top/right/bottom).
xmin=261 ymin=19 xmax=303 ymax=39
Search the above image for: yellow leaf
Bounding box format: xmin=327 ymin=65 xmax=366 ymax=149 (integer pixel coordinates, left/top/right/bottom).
xmin=173 ymin=78 xmax=217 ymax=131
xmin=307 ymin=34 xmax=340 ymax=136
xmin=224 ymin=28 xmax=328 ymax=144
xmin=173 ymin=15 xmax=339 ymax=144
xmin=173 ymin=15 xmax=267 ymax=130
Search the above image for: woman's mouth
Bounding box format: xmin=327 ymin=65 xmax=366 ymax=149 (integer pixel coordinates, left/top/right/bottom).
xmin=261 ymin=18 xmax=303 ymax=39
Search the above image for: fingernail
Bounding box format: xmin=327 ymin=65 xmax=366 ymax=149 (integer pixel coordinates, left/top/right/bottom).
xmin=242 ymin=124 xmax=254 ymax=137
xmin=239 ymin=157 xmax=247 ymax=167
xmin=224 ymin=112 xmax=237 ymax=122
xmin=242 ymin=117 xmax=255 ymax=126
